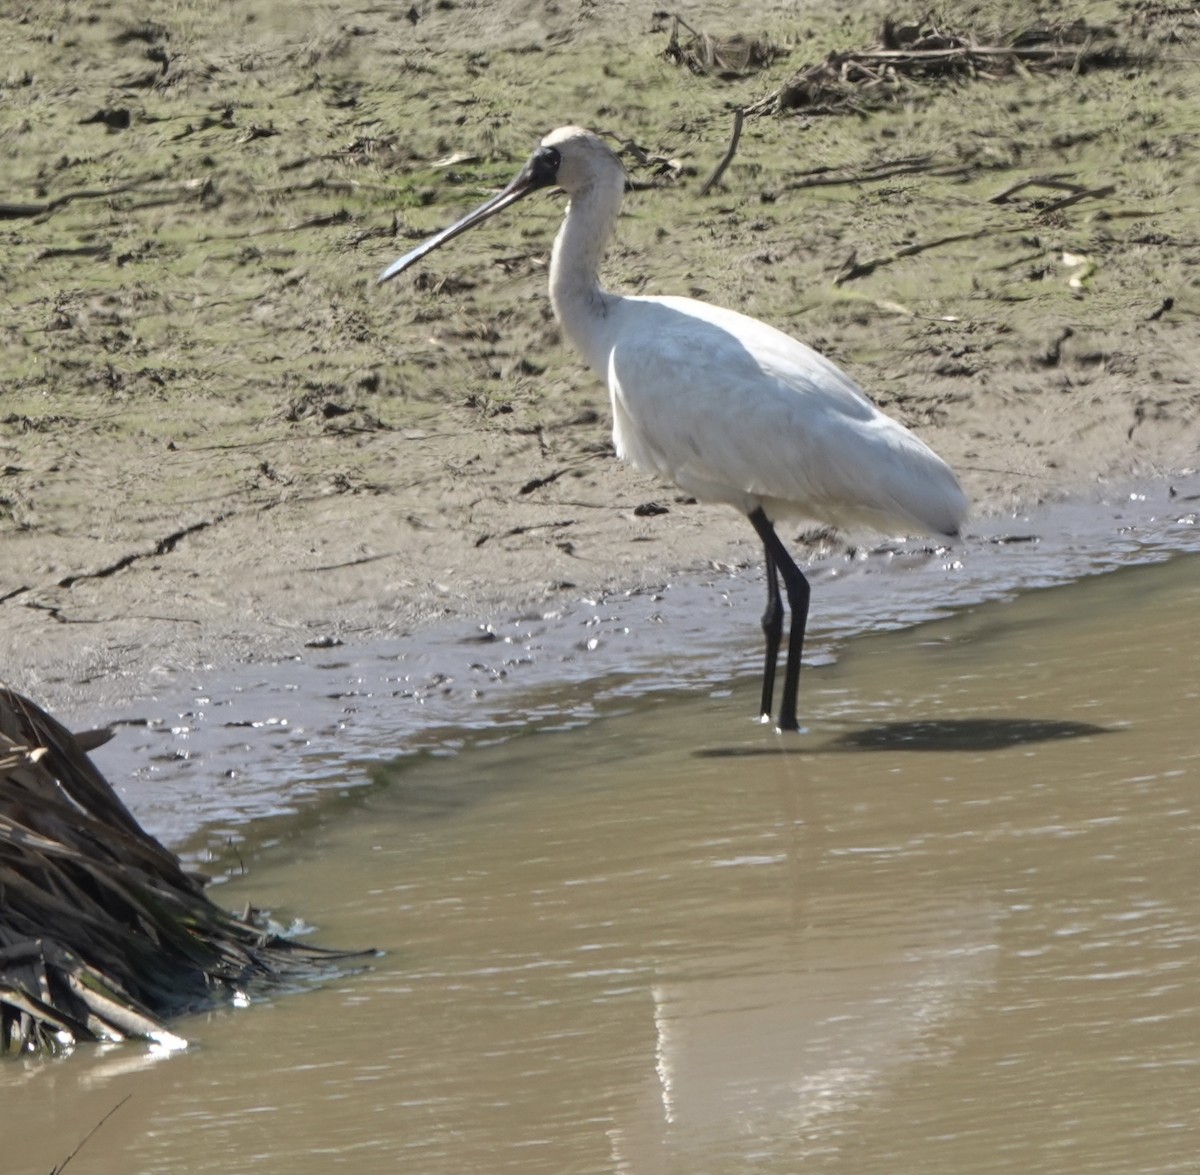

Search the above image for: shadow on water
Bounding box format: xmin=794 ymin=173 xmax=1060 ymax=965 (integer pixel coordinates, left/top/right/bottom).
xmin=696 ymin=717 xmax=1114 ymax=757
xmin=5 ymin=549 xmax=1197 ymax=1175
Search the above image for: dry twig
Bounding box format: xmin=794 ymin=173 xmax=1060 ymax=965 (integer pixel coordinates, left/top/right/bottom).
xmin=746 ymin=17 xmax=1136 ymax=116
xmin=834 ymin=226 xmax=1022 ymax=286
xmin=663 ymin=13 xmax=782 ymax=77
xmin=699 ymin=109 xmax=745 ymax=195
xmin=49 ymin=1096 xmax=131 ymax=1175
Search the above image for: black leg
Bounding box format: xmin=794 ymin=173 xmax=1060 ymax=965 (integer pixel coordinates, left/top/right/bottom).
xmin=748 ymin=508 xmax=811 ymax=732
xmin=759 ymin=548 xmax=783 ymax=721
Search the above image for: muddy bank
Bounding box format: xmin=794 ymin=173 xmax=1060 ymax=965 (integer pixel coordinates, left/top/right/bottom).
xmin=69 ymin=473 xmax=1200 ymax=858
xmin=3 ymin=1 xmax=1198 ymax=738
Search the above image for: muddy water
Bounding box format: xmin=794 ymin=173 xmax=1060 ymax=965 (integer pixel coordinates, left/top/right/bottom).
xmin=75 ymin=476 xmax=1200 ymax=857
xmin=5 ymin=553 xmax=1199 ymax=1173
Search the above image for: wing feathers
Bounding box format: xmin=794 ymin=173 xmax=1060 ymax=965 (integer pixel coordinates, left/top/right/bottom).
xmin=605 ymin=297 xmax=966 ymax=536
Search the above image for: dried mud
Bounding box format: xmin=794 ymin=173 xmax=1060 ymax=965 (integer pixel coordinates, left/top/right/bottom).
xmin=2 ymin=0 xmax=1198 ymax=715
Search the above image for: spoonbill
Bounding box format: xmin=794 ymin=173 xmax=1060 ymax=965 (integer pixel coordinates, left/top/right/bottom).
xmin=379 ymin=127 xmax=967 ymax=731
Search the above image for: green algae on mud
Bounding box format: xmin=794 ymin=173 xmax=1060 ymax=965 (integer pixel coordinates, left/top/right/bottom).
xmin=2 ymin=0 xmax=1198 ymax=708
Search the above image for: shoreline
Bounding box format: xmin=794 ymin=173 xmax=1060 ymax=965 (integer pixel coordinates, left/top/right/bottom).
xmin=44 ymin=468 xmax=1200 ymax=858
xmin=3 ymin=0 xmax=1198 ymax=856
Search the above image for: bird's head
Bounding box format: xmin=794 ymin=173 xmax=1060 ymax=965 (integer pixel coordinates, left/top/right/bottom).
xmin=377 ymin=126 xmax=625 ymax=285
xmin=535 ymin=126 xmax=626 ymax=197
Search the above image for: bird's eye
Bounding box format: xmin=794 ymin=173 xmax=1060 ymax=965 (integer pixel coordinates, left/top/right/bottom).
xmin=526 ymin=146 xmax=561 ymax=188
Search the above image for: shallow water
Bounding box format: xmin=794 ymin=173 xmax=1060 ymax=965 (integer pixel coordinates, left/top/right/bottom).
xmin=5 ymin=552 xmax=1199 ymax=1174
xmin=79 ymin=475 xmax=1200 ymax=857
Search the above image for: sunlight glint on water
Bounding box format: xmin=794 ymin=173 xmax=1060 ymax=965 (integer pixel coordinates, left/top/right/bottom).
xmin=4 ymin=555 xmax=1199 ymax=1175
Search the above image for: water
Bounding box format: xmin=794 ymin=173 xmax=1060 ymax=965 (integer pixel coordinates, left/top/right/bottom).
xmin=71 ymin=474 xmax=1200 ymax=856
xmin=4 ymin=553 xmax=1198 ymax=1174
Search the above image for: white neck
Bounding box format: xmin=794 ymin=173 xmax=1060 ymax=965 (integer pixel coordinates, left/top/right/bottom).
xmin=548 ymin=177 xmax=624 ymax=374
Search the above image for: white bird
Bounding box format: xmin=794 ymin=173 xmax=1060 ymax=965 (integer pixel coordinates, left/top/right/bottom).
xmin=380 ymin=126 xmax=967 ymax=731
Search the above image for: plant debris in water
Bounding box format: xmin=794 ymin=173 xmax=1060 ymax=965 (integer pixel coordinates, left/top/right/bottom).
xmin=0 ymin=689 xmax=368 ymax=1058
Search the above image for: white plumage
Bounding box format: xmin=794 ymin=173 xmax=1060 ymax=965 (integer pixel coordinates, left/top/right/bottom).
xmin=380 ymin=126 xmax=967 ymax=730
xmin=602 ymin=295 xmax=965 ymax=535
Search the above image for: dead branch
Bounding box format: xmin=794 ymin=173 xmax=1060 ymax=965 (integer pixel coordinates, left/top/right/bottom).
xmin=284 ymin=210 xmax=354 ymax=231
xmin=662 ymin=13 xmax=783 ymax=76
xmin=990 ymin=175 xmax=1100 ymax=202
xmin=1 ymin=689 xmax=370 ymax=1058
xmin=699 ymin=108 xmax=745 ymax=195
xmin=834 ymin=227 xmax=1014 ymax=285
xmin=1040 ymin=184 xmax=1117 ymax=213
xmin=745 ymin=17 xmax=1138 ymax=117
xmin=0 ymin=179 xmax=213 ymax=221
xmin=989 ymin=176 xmax=1118 ymax=215
xmin=50 ymin=1096 xmax=131 ymax=1175
xmin=783 ymin=157 xmax=976 ymax=192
